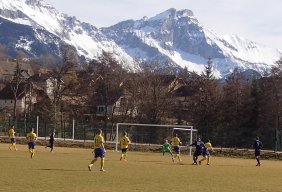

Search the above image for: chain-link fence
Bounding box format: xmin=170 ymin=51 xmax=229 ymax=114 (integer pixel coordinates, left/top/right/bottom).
xmin=0 ymin=118 xmax=100 ymax=141
xmin=1 ymin=118 xmax=281 ymax=152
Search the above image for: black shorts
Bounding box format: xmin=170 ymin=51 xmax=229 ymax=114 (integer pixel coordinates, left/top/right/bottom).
xmin=49 ymin=139 xmax=54 ymax=145
xmin=255 ymin=150 xmax=261 ymax=156
xmin=194 ymin=150 xmax=202 ymax=157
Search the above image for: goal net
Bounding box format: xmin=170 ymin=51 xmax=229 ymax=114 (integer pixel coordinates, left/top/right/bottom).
xmin=115 ymin=123 xmax=198 ymax=156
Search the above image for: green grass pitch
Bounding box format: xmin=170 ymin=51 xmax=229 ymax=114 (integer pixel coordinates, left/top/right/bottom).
xmin=1 ymin=143 xmax=281 ymax=192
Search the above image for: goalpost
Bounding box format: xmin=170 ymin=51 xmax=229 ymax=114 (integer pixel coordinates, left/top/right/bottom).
xmin=115 ymin=123 xmax=198 ymax=156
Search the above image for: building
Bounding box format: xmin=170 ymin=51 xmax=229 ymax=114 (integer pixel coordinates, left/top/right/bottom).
xmin=0 ymin=83 xmax=36 ymax=113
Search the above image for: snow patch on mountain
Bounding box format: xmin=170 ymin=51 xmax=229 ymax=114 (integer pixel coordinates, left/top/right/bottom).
xmin=0 ymin=0 xmax=135 ymax=68
xmin=106 ymin=8 xmax=281 ymax=77
xmin=0 ymin=0 xmax=63 ymax=34
xmin=15 ymin=36 xmax=33 ymax=51
xmin=0 ymin=1 xmax=281 ymax=77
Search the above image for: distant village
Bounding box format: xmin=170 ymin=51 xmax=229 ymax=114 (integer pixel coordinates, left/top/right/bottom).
xmin=0 ymin=49 xmax=281 ymax=150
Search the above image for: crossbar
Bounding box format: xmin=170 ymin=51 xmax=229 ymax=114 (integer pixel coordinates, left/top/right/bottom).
xmin=115 ymin=123 xmax=197 ymax=156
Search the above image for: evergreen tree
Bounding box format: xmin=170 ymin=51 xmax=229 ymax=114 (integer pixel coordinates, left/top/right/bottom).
xmin=192 ymin=57 xmax=220 ymax=141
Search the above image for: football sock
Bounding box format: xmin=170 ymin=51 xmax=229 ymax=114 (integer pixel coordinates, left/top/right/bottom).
xmin=256 ymin=158 xmax=260 ymax=164
xmin=31 ymin=150 xmax=35 ymax=158
xmin=176 ymin=154 xmax=181 ymax=161
xmin=193 ymin=156 xmax=197 ymax=163
xmin=90 ymin=159 xmax=97 ymax=165
xmin=101 ymin=159 xmax=105 ymax=169
xmin=207 ymin=157 xmax=210 ymax=164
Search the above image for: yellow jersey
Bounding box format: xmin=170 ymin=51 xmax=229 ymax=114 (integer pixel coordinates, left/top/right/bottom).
xmin=171 ymin=137 xmax=181 ymax=146
xmin=8 ymin=128 xmax=15 ymax=139
xmin=27 ymin=132 xmax=37 ymax=142
xmin=205 ymin=142 xmax=214 ymax=151
xmin=94 ymin=134 xmax=104 ymax=149
xmin=120 ymin=136 xmax=130 ymax=149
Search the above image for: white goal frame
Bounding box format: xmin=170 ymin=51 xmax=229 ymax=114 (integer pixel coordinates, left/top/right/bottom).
xmin=115 ymin=123 xmax=198 ymax=156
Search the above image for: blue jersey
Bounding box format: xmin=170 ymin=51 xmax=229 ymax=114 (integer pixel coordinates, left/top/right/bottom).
xmin=253 ymin=140 xmax=263 ymax=151
xmin=50 ymin=132 xmax=55 ymax=140
xmin=190 ymin=140 xmax=205 ymax=152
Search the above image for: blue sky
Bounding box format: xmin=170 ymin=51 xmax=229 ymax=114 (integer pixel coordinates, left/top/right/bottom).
xmin=45 ymin=0 xmax=282 ymax=49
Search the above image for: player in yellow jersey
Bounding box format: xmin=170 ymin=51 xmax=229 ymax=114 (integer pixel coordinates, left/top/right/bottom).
xmin=26 ymin=128 xmax=37 ymax=158
xmin=171 ymin=133 xmax=182 ymax=163
xmin=88 ymin=129 xmax=106 ymax=172
xmin=120 ymin=131 xmax=131 ymax=161
xmin=8 ymin=125 xmax=17 ymax=151
xmin=199 ymin=140 xmax=214 ymax=165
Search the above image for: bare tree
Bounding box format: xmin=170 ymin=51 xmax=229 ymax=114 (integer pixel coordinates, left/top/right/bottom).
xmin=9 ymin=60 xmax=28 ymax=122
xmin=88 ymin=51 xmax=126 ymax=140
xmin=47 ymin=44 xmax=79 ymax=133
xmin=131 ymin=63 xmax=175 ymax=124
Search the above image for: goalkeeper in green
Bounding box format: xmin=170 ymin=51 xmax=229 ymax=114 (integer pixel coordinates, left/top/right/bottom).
xmin=162 ymin=140 xmax=174 ymax=162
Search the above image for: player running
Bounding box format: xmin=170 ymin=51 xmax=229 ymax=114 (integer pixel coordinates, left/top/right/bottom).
xmin=46 ymin=128 xmax=55 ymax=152
xmin=253 ymin=136 xmax=263 ymax=166
xmin=198 ymin=140 xmax=214 ymax=165
xmin=162 ymin=139 xmax=174 ymax=162
xmin=189 ymin=137 xmax=205 ymax=165
xmin=88 ymin=129 xmax=106 ymax=172
xmin=120 ymin=131 xmax=131 ymax=161
xmin=26 ymin=128 xmax=37 ymax=158
xmin=171 ymin=133 xmax=182 ymax=163
xmin=8 ymin=125 xmax=17 ymax=151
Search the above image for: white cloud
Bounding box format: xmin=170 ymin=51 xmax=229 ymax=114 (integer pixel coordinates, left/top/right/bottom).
xmin=45 ymin=0 xmax=282 ymax=49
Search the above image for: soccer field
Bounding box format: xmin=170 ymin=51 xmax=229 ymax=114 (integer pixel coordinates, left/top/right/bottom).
xmin=1 ymin=143 xmax=281 ymax=192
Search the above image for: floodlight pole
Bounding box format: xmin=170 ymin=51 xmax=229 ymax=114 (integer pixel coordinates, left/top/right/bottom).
xmin=72 ymin=119 xmax=75 ymax=140
xmin=190 ymin=127 xmax=193 ymax=156
xmin=36 ymin=115 xmax=39 ymax=136
xmin=115 ymin=123 xmax=119 ymax=152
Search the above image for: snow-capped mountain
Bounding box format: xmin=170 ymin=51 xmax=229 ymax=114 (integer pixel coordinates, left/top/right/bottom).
xmin=0 ymin=0 xmax=281 ymax=77
xmin=0 ymin=0 xmax=135 ymax=68
xmin=102 ymin=8 xmax=281 ymax=77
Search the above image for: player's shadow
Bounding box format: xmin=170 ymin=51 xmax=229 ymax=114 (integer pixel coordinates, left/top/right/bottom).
xmin=134 ymin=160 xmax=163 ymax=163
xmin=212 ymin=164 xmax=252 ymax=167
xmin=155 ymin=162 xmax=192 ymax=166
xmin=38 ymin=168 xmax=87 ymax=172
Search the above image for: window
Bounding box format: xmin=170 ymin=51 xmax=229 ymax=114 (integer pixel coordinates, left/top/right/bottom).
xmin=97 ymin=105 xmax=106 ymax=113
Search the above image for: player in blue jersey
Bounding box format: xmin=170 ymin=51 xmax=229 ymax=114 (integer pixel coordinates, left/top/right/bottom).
xmin=46 ymin=128 xmax=55 ymax=152
xmin=253 ymin=136 xmax=263 ymax=166
xmin=189 ymin=137 xmax=205 ymax=165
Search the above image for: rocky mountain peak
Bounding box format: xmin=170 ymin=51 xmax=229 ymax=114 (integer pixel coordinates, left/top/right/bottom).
xmin=25 ymin=0 xmax=52 ymax=7
xmin=0 ymin=1 xmax=281 ymax=77
xmin=149 ymin=8 xmax=195 ymax=22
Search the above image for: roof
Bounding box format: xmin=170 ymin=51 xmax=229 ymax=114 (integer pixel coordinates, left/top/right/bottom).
xmin=0 ymin=59 xmax=34 ymax=80
xmin=29 ymin=73 xmax=51 ymax=82
xmin=172 ymin=86 xmax=196 ymax=97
